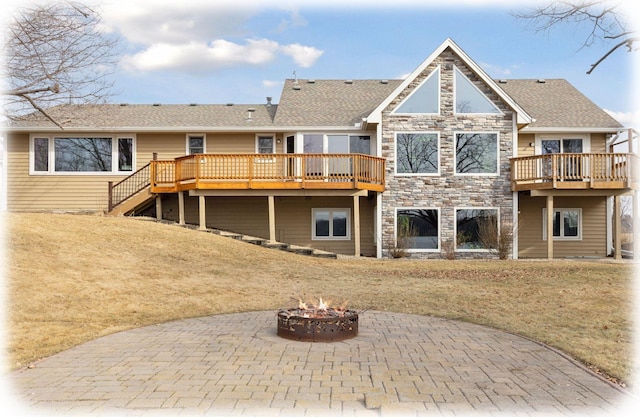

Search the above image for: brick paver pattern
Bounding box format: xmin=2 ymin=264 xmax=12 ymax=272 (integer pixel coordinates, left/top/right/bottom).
xmin=9 ymin=311 xmax=633 ymax=416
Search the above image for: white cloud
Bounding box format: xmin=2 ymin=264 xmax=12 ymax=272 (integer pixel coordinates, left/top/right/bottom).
xmin=102 ymin=1 xmax=324 ymax=74
xmin=262 ymin=80 xmax=282 ymax=88
xmin=604 ymin=109 xmax=640 ymax=128
xmin=121 ymin=39 xmax=322 ymax=73
xmin=479 ymin=61 xmax=523 ymax=77
xmin=280 ymin=44 xmax=324 ymax=68
xmin=121 ymin=39 xmax=280 ymax=73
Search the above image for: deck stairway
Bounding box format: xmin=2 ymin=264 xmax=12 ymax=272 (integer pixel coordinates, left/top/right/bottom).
xmin=159 ymin=220 xmax=338 ymax=259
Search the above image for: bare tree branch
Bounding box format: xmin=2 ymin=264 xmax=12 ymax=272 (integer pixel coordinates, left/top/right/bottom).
xmin=511 ymin=0 xmax=636 ymax=73
xmin=1 ymin=1 xmax=119 ymax=127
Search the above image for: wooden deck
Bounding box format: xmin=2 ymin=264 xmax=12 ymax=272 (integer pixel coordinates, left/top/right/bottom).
xmin=150 ymin=153 xmax=386 ymax=193
xmin=510 ymin=153 xmax=638 ymax=192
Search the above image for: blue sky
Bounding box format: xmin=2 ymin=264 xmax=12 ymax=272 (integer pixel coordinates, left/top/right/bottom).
xmin=8 ymin=0 xmax=639 ymax=125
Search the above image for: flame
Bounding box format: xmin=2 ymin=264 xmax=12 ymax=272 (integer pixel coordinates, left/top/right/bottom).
xmin=317 ymin=297 xmax=329 ymax=310
xmin=291 ymin=297 xmax=348 ymax=318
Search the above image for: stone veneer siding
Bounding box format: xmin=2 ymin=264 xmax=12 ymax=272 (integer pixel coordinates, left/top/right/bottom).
xmin=381 ymin=48 xmax=515 ymax=259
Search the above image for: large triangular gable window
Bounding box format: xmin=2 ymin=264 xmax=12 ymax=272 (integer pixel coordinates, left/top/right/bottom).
xmin=454 ymin=66 xmax=501 ymax=114
xmin=393 ymin=67 xmax=440 ymax=114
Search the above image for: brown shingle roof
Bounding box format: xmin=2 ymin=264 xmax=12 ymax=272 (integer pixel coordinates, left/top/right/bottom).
xmin=495 ymin=79 xmax=622 ymax=129
xmin=273 ymin=79 xmax=402 ymax=127
xmin=8 ymin=78 xmax=622 ymax=132
xmin=9 ymin=103 xmax=277 ymax=130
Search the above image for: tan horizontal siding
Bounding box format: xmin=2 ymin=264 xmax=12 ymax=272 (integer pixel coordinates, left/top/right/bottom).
xmin=518 ymin=194 xmax=607 ymax=258
xmin=160 ymin=194 xmax=376 ymax=256
xmin=517 ymin=133 xmax=535 ymax=157
xmin=7 ymin=133 xmax=126 ymax=211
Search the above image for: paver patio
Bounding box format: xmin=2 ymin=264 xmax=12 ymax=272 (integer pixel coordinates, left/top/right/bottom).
xmin=8 ymin=311 xmax=634 ymax=416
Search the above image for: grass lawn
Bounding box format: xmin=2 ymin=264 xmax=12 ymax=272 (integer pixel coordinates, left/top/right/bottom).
xmin=3 ymin=212 xmax=636 ymax=387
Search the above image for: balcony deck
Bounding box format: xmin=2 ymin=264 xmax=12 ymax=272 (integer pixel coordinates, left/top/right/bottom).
xmin=510 ymin=153 xmax=639 ymax=192
xmin=150 ymin=153 xmax=386 ymax=193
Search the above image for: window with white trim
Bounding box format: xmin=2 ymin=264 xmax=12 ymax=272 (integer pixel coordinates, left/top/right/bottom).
xmin=256 ymin=135 xmax=275 ymax=154
xmin=454 ymin=66 xmax=501 ymax=114
xmin=455 ymin=132 xmax=498 ymax=175
xmin=312 ymin=208 xmax=350 ymax=240
xmin=31 ymin=135 xmax=135 ymax=174
xmin=395 ymin=132 xmax=439 ymax=175
xmin=456 ymin=208 xmax=499 ymax=250
xmin=187 ymin=134 xmax=205 ymax=154
xmin=542 ymin=208 xmax=582 ymax=240
xmin=393 ymin=66 xmax=440 ymax=114
xmin=302 ymin=134 xmax=371 ymax=154
xmin=396 ymin=208 xmax=439 ymax=250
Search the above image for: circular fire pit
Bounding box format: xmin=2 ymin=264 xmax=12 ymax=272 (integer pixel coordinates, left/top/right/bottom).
xmin=277 ymin=306 xmax=358 ymax=342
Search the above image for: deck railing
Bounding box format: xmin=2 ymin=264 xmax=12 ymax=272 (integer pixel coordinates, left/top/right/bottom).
xmin=150 ymin=153 xmax=386 ymax=192
xmin=108 ymin=162 xmax=151 ymax=211
xmin=510 ymin=153 xmax=638 ymax=191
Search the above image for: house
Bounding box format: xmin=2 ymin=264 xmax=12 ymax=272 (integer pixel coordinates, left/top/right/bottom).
xmin=4 ymin=38 xmax=636 ymax=259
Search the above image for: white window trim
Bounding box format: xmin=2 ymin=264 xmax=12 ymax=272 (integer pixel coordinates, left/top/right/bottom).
xmin=394 ymin=132 xmax=441 ymax=177
xmin=454 ymin=131 xmax=500 ymax=176
xmin=391 ymin=65 xmax=441 ymax=116
xmin=455 ymin=207 xmax=500 ymax=252
xmin=312 ymin=208 xmax=351 ymax=241
xmin=542 ymin=208 xmax=583 ymax=241
xmin=453 ymin=65 xmax=503 ymax=116
xmin=186 ymin=134 xmax=206 ymax=155
xmin=534 ymin=134 xmax=591 ymax=155
xmin=395 ymin=207 xmax=440 ymax=252
xmin=301 ymin=133 xmax=372 ymax=154
xmin=255 ymin=134 xmax=276 ymax=154
xmin=29 ymin=134 xmax=136 ymax=176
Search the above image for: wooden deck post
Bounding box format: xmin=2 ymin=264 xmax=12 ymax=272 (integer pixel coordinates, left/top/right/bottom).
xmin=546 ymin=195 xmax=554 ymax=260
xmin=178 ymin=192 xmax=185 ymax=226
xmin=634 ymin=191 xmax=639 ymax=260
xmin=107 ymin=181 xmax=113 ymax=212
xmin=614 ymin=195 xmax=622 ymax=260
xmin=353 ymin=195 xmax=361 ymax=258
xmin=268 ymin=195 xmax=276 ymax=243
xmin=155 ymin=196 xmax=162 ymax=221
xmin=199 ymin=195 xmax=206 ymax=230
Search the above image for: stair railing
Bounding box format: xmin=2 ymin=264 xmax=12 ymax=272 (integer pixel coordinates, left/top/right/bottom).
xmin=108 ymin=162 xmax=152 ymax=212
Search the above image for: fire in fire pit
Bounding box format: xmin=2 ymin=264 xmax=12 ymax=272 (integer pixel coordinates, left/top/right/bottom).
xmin=277 ymin=298 xmax=358 ymax=342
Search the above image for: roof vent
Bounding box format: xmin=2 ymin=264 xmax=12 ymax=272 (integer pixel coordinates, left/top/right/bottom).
xmin=380 ymin=80 xmax=388 ymax=84
xmin=246 ymin=108 xmax=255 ymax=121
xmin=293 ymin=85 xmax=301 ymax=90
xmin=152 ymin=103 xmax=161 ymax=106
xmin=345 ymin=80 xmax=353 ymax=84
xmin=226 ymin=103 xmax=234 ymax=106
xmin=189 ymin=103 xmax=197 ymax=106
xmin=266 ymin=97 xmax=272 ymax=106
xmin=498 ymin=79 xmax=507 ymax=84
xmin=119 ymin=103 xmax=128 ymax=106
xmin=307 ymin=79 xmax=315 ymax=84
xmin=537 ymin=79 xmax=546 ymax=83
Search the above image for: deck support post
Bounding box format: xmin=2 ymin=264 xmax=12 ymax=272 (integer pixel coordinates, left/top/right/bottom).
xmin=546 ymin=195 xmax=554 ymax=260
xmin=353 ymin=195 xmax=361 ymax=258
xmin=199 ymin=195 xmax=207 ymax=230
xmin=155 ymin=195 xmax=162 ymax=221
xmin=178 ymin=192 xmax=185 ymax=226
xmin=634 ymin=191 xmax=639 ymax=260
xmin=614 ymin=194 xmax=622 ymax=260
xmin=268 ymin=195 xmax=276 ymax=243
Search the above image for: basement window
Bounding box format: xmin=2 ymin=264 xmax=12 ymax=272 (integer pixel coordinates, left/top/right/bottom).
xmin=312 ymin=208 xmax=350 ymax=240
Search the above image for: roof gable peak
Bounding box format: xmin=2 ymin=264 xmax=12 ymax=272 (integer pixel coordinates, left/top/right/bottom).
xmin=367 ymin=38 xmax=532 ymax=125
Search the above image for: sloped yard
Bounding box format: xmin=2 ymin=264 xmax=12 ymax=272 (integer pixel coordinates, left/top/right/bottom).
xmin=3 ymin=212 xmax=635 ymax=387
